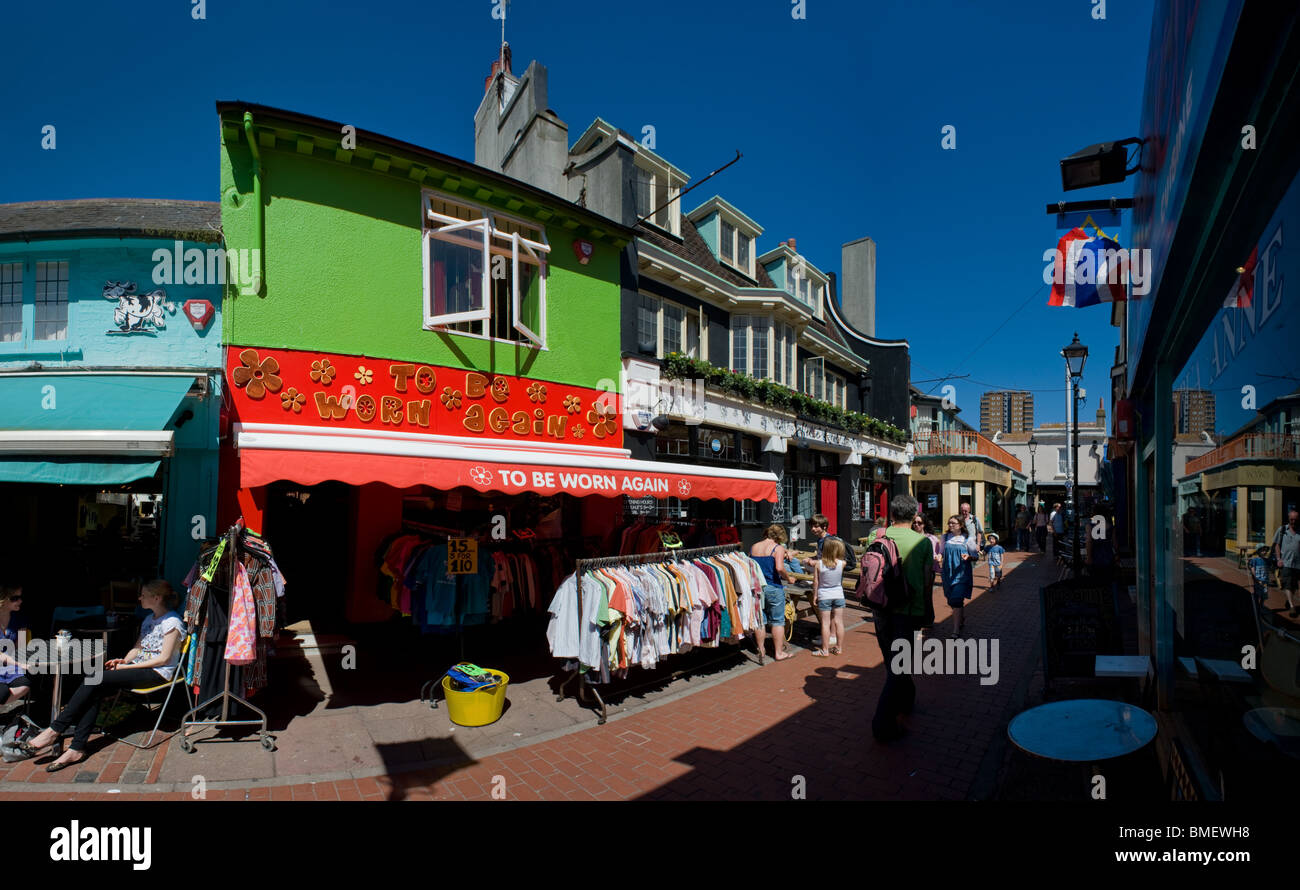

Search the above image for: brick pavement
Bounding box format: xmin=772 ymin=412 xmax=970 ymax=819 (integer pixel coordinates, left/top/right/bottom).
xmin=0 ymin=543 xmax=1059 ymax=801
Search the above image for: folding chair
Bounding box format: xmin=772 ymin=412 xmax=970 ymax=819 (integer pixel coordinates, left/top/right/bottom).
xmin=105 ymin=634 xmax=194 ymax=750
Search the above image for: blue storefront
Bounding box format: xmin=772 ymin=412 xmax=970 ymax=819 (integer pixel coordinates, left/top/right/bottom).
xmin=1124 ymin=0 xmax=1300 ymax=798
xmin=0 ymin=200 xmax=224 ymax=612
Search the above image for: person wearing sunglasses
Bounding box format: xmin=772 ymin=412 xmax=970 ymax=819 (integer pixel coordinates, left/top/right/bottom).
xmin=0 ymin=585 xmax=31 ymax=709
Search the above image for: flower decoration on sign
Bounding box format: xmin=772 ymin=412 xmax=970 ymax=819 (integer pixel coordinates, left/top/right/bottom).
xmin=468 ymin=466 xmax=494 ymax=486
xmin=563 ymin=395 xmax=582 ymax=414
xmin=677 ymin=480 xmax=692 ymax=497
xmin=586 ymin=402 xmax=620 ymax=439
xmin=231 ymin=349 xmax=282 ymax=400
xmin=354 ymin=366 xmax=373 ymax=385
xmin=439 ymin=387 xmax=463 ymax=410
xmin=526 ymin=382 xmax=547 ymax=403
xmin=571 ymin=426 xmax=585 ymax=439
xmin=280 ymin=387 xmax=306 ymax=414
xmin=310 ymin=359 xmax=336 ymax=385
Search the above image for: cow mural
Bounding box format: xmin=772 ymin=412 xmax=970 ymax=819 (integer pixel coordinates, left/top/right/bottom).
xmin=102 ymin=280 xmax=173 ymax=333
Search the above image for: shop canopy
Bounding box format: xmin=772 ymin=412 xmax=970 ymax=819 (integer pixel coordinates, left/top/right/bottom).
xmin=0 ymin=373 xmax=194 ymax=485
xmin=236 ymin=426 xmax=779 ymax=502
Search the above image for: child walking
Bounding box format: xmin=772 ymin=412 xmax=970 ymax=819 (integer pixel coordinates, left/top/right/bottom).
xmin=1249 ymin=545 xmax=1272 ymax=609
xmin=811 ymin=537 xmax=847 ymax=657
xmin=984 ymin=533 xmax=1005 ymax=589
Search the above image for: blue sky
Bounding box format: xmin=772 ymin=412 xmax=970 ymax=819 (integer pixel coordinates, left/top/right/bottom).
xmin=0 ymin=0 xmax=1154 ymax=425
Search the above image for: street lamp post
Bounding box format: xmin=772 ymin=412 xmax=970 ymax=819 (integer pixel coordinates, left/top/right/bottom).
xmin=1028 ymin=435 xmax=1038 ymax=549
xmin=1062 ymin=333 xmax=1089 ymax=578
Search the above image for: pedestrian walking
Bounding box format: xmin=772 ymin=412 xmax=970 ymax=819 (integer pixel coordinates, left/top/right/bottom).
xmin=959 ymin=501 xmax=985 ymax=549
xmin=911 ymin=513 xmax=942 ymax=636
xmin=983 ymin=533 xmax=1005 ymax=589
xmin=941 ymin=515 xmax=979 ymax=635
xmin=810 ymin=537 xmax=847 ymax=657
xmin=1034 ymin=504 xmax=1049 ymax=552
xmin=1014 ymin=505 xmax=1030 ymax=551
xmin=1050 ymin=502 xmax=1066 ymax=555
xmin=871 ymin=495 xmax=936 ymax=742
xmin=1249 ymin=545 xmax=1272 ymax=610
xmin=1271 ymin=510 xmax=1300 ymax=617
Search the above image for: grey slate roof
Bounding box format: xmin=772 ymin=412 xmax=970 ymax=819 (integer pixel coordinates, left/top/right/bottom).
xmin=637 ymin=216 xmax=852 ymax=351
xmin=0 ymin=199 xmax=222 ymax=243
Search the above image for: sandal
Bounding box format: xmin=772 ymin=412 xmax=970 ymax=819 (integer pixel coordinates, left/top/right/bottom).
xmin=46 ymin=750 xmax=85 ymax=773
xmin=830 ymin=646 xmax=842 ymax=655
xmin=810 ymin=649 xmax=830 ymax=657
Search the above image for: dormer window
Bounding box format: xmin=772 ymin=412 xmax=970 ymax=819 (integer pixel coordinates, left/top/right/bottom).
xmin=633 ymin=149 xmax=686 ymax=236
xmin=687 ymin=197 xmax=762 ymax=278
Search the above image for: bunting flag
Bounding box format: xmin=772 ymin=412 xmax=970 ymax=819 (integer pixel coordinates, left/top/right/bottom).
xmin=1222 ymin=245 xmax=1259 ymax=308
xmin=1047 ymin=226 xmax=1130 ymax=307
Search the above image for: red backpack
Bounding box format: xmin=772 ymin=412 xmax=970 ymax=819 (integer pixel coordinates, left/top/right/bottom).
xmin=856 ymin=529 xmax=907 ymax=611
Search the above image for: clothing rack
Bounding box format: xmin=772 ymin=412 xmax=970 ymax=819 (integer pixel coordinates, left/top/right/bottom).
xmin=556 ymin=542 xmax=746 ymax=724
xmin=178 ymin=520 xmax=274 ymax=753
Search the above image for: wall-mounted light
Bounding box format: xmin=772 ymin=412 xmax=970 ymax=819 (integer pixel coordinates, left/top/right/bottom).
xmin=1059 ymin=138 xmax=1143 ymax=191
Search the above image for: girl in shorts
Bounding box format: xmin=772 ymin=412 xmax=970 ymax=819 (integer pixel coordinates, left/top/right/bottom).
xmin=811 ymin=537 xmax=847 ymax=657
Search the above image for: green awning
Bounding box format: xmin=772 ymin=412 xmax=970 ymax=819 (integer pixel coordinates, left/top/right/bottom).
xmin=0 ymin=373 xmax=194 ymax=486
xmin=0 ymin=374 xmax=196 ymax=430
xmin=0 ymin=456 xmax=161 ymax=486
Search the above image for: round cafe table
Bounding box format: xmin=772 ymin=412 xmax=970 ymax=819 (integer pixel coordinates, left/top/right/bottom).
xmin=1242 ymin=707 xmax=1300 ymax=760
xmin=22 ymin=639 xmax=105 ymax=725
xmin=1008 ymin=699 xmax=1158 ymax=763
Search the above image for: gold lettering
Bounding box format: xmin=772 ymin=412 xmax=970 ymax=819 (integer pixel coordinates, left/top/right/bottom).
xmin=488 ymin=406 xmax=509 ymax=433
xmin=512 ymin=411 xmax=529 ymax=435
xmin=389 ymin=363 xmax=415 ymax=392
xmin=463 ymin=404 xmax=485 ymax=432
xmin=355 ymin=394 xmax=376 ymax=422
xmin=546 ymin=414 xmax=567 ymax=439
xmin=381 ymin=396 xmax=403 ymax=424
xmin=406 ymin=399 xmax=432 ymax=428
xmin=533 ymin=408 xmax=545 ymax=435
xmin=414 ymin=366 xmax=436 ymax=394
xmin=465 ymin=372 xmax=487 ymax=398
xmin=313 ymin=392 xmax=347 ymax=420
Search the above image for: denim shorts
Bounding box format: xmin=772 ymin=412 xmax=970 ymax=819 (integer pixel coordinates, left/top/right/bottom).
xmin=762 ymin=584 xmax=786 ymax=626
xmin=817 ymin=597 xmax=846 ymax=612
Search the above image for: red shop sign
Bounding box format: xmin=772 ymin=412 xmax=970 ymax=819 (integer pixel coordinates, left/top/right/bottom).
xmin=227 ymin=346 xmax=622 ymax=448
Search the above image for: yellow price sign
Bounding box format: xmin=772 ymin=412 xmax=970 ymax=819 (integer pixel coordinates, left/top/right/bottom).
xmin=448 ymin=537 xmax=478 ymax=575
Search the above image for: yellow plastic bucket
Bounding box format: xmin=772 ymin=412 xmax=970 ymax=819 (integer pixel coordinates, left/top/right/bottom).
xmin=441 ymin=669 xmax=509 ymax=726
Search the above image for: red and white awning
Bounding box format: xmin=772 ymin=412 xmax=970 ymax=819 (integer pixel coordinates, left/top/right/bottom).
xmin=235 ymin=425 xmax=777 ymax=502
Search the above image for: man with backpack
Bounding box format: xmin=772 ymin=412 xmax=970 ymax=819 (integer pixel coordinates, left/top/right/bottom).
xmin=862 ymin=494 xmax=937 ymax=743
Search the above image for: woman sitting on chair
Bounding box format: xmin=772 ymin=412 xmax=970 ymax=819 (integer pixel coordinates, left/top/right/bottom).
xmin=23 ymin=580 xmax=185 ymax=772
xmin=0 ymin=584 xmax=32 ymax=708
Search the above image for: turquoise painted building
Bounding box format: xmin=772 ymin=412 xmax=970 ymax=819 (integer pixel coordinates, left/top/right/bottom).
xmin=0 ymin=199 xmax=224 ymax=606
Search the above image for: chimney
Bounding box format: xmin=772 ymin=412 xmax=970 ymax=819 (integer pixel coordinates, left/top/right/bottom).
xmin=473 ymin=55 xmax=569 ymax=198
xmin=787 ymin=237 xmax=796 ymax=253
xmin=840 ymin=236 xmax=877 ymax=337
xmin=482 ymin=44 xmax=513 ymax=94
xmin=1096 ymin=396 xmax=1105 ymax=428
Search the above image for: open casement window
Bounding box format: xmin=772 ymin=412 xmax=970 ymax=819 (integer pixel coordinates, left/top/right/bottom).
xmin=423 ymin=193 xmax=549 ymax=347
xmin=804 ymin=355 xmax=825 ymax=401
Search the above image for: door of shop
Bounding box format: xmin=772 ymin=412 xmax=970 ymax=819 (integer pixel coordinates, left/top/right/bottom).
xmin=264 ymin=481 xmax=351 ymax=632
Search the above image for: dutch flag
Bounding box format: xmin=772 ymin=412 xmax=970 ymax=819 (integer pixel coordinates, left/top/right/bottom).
xmin=1048 ymin=227 xmax=1129 ymax=307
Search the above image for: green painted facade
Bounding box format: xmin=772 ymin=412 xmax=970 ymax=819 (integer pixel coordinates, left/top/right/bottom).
xmin=217 ymin=106 xmax=628 ymax=390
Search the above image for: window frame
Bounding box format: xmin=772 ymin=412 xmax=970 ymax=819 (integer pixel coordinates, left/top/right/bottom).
xmin=639 ymin=293 xmax=699 ymax=359
xmin=34 ymin=259 xmax=69 ymax=342
xmin=0 ymin=261 xmax=23 ymax=344
xmin=422 ymin=191 xmax=550 ymax=347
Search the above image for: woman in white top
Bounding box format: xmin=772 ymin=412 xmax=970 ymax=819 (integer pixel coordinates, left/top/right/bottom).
xmin=810 ymin=537 xmax=847 ymax=657
xmin=23 ymin=580 xmax=185 ymax=772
